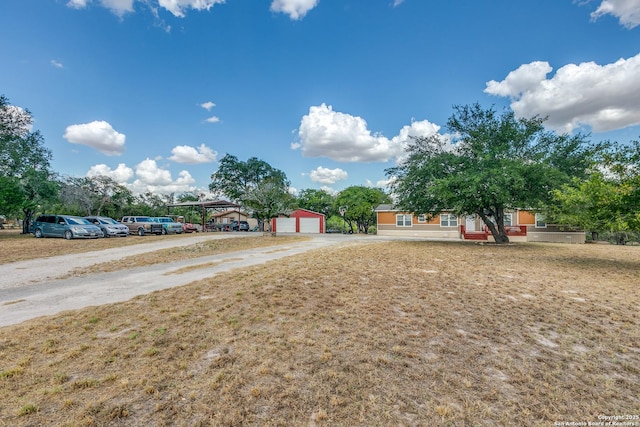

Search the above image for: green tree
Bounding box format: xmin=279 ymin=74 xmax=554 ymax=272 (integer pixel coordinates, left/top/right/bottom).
xmin=60 ymin=175 xmax=133 ymax=217
xmin=335 ymin=186 xmax=390 ymax=234
xmin=243 ymin=180 xmax=295 ymax=232
xmin=296 ymin=188 xmax=336 ymax=218
xmin=209 ymin=155 xmax=288 ymax=202
xmin=0 ymin=95 xmax=58 ymax=233
xmin=548 ymin=140 xmax=640 ymax=244
xmin=132 ymin=192 xmax=174 ymax=217
xmin=387 ymin=104 xmax=594 ymax=243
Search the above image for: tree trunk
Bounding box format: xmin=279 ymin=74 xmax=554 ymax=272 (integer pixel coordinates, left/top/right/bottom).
xmin=22 ymin=209 xmax=34 ymax=235
xmin=591 ymin=231 xmax=599 ymax=241
xmin=478 ymin=209 xmax=510 ymax=244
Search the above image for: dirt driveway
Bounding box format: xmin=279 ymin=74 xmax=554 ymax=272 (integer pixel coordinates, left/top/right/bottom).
xmin=0 ymin=233 xmax=373 ymax=328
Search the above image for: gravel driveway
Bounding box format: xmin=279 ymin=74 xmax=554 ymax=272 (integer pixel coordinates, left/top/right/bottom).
xmin=0 ymin=233 xmax=367 ymax=328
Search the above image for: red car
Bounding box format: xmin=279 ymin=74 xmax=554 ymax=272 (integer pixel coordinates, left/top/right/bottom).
xmin=182 ymin=222 xmax=199 ymax=233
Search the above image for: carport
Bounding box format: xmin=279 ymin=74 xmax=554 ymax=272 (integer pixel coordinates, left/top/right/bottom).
xmin=166 ymin=200 xmax=241 ymax=231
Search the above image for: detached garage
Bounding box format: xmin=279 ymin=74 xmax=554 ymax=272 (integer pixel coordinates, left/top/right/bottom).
xmin=271 ymin=209 xmax=325 ymax=234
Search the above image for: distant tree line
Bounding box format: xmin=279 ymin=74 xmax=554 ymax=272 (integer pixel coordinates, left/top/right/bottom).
xmin=2 ymin=95 xmax=638 ymax=242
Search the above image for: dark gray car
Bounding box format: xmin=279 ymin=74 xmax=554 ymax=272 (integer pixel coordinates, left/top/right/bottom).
xmin=32 ymin=215 xmax=102 ymax=240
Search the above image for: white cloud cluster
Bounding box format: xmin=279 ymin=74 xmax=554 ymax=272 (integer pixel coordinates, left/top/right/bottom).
xmin=293 ymin=103 xmax=440 ymax=163
xmin=199 ymin=100 xmax=220 ymax=123
xmin=270 ymin=0 xmax=318 ymax=20
xmin=159 ymin=0 xmax=225 ymax=18
xmin=66 ymin=0 xmax=88 ymax=8
xmin=168 ymin=144 xmax=218 ymax=163
xmin=485 ymin=53 xmax=640 ymax=133
xmin=87 ymin=163 xmax=134 ymax=182
xmin=591 ymin=0 xmax=640 ymax=28
xmin=309 ymin=166 xmax=348 ymax=184
xmin=64 ymin=120 xmax=126 ymax=156
xmin=67 ymin=0 xmax=320 ymax=20
xmin=87 ymin=159 xmax=196 ymax=194
xmin=68 ymin=0 xmax=135 ymax=16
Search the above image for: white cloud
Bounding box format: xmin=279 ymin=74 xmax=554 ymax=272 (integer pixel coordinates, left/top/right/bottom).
xmin=130 ymin=159 xmax=196 ymax=194
xmin=158 ymin=0 xmax=225 ymax=18
xmin=86 ymin=163 xmax=135 ymax=183
xmin=205 ymin=116 xmax=221 ymax=123
xmin=168 ymin=143 xmax=218 ymax=164
xmin=270 ymin=0 xmax=318 ymax=20
xmin=485 ymin=54 xmax=640 ymax=133
xmin=484 ymin=61 xmax=552 ymax=98
xmin=66 ymin=0 xmax=88 ymax=9
xmin=309 ymin=166 xmax=348 ymax=184
xmin=392 ymin=0 xmax=405 ymax=7
xmin=319 ymin=185 xmax=338 ymax=196
xmin=591 ymin=0 xmax=640 ymax=28
xmin=375 ymin=177 xmax=396 ymax=189
xmin=135 ymin=158 xmax=172 ymax=185
xmin=200 ymin=101 xmax=216 ymax=110
xmin=100 ymin=0 xmax=135 ymax=16
xmin=294 ymin=103 xmax=440 ymax=162
xmin=63 ymin=120 xmax=126 ymax=156
xmin=50 ymin=60 xmax=64 ymax=69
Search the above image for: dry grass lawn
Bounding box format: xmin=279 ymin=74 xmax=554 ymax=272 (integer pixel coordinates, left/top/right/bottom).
xmin=0 ymin=230 xmax=198 ymax=265
xmin=1 ymin=241 xmax=639 ymax=426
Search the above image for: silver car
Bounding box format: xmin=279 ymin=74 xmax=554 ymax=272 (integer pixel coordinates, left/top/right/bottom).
xmin=32 ymin=215 xmax=101 ymax=240
xmin=85 ymin=216 xmax=129 ymax=237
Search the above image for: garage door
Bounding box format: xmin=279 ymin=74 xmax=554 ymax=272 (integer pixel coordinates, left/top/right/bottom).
xmin=276 ymin=218 xmax=296 ymax=232
xmin=299 ymin=217 xmax=320 ymax=233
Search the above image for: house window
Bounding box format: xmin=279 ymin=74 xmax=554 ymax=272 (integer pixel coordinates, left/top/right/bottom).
xmin=535 ymin=214 xmax=546 ymax=228
xmin=396 ymin=214 xmax=412 ymax=227
xmin=417 ymin=214 xmax=426 ymax=223
xmin=504 ymin=213 xmax=512 ymax=227
xmin=440 ymin=214 xmax=458 ymax=227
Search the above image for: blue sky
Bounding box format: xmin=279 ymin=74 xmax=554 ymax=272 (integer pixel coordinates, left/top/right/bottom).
xmin=1 ymin=0 xmax=640 ymax=197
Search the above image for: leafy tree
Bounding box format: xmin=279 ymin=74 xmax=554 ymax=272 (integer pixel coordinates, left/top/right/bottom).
xmin=387 ymin=104 xmax=594 ymax=243
xmin=243 ymin=180 xmax=295 ymax=232
xmin=0 ymin=95 xmax=58 ymax=233
xmin=0 ymin=176 xmax=22 ymax=217
xmin=296 ymin=188 xmax=336 ymax=218
xmin=177 ymin=192 xmax=202 ymax=203
xmin=335 ymin=186 xmax=390 ymax=234
xmin=59 ymin=175 xmax=133 ymax=217
xmin=548 ymin=140 xmax=640 ymax=244
xmin=209 ymin=155 xmax=288 ymax=202
xmin=132 ymin=192 xmax=174 ymax=217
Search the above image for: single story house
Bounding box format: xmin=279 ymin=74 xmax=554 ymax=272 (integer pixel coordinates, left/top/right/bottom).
xmin=375 ymin=204 xmax=585 ymax=243
xmin=271 ymin=209 xmax=325 ymax=234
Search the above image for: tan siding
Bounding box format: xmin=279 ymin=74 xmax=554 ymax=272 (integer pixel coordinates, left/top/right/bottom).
xmin=527 ymin=231 xmax=585 ymax=244
xmin=377 ymin=212 xmax=399 ymax=225
xmin=518 ymin=211 xmax=536 ymax=225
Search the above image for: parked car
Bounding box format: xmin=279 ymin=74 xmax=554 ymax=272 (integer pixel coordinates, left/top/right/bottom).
xmin=232 ymin=220 xmax=250 ymax=231
xmin=32 ymin=214 xmax=102 ymax=240
xmin=182 ymin=222 xmax=199 ymax=233
xmin=120 ymin=216 xmax=164 ymax=236
xmin=84 ymin=216 xmax=129 ymax=238
xmin=152 ymin=217 xmax=184 ymax=234
xmin=168 ymin=215 xmax=198 ymax=233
